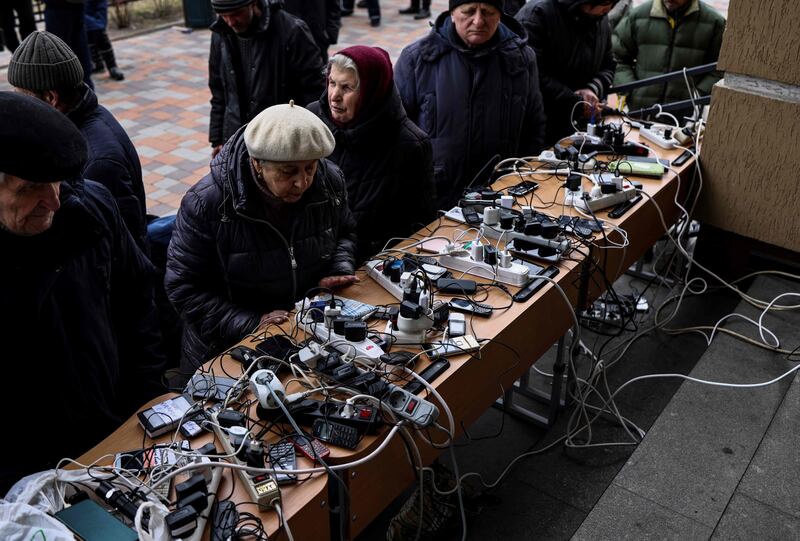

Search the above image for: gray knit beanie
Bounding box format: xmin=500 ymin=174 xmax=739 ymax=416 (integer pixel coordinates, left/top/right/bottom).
xmin=8 ymin=31 xmax=84 ymax=92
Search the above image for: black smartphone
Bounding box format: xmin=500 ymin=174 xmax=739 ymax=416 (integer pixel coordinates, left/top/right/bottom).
xmin=256 ymin=335 xmax=300 ymax=372
xmin=508 ymin=181 xmax=539 ymax=196
xmin=608 ymin=194 xmax=643 ymax=219
xmin=462 ymin=206 xmax=482 ymax=225
xmin=404 ymin=358 xmax=451 ymax=393
xmin=672 ymin=147 xmax=695 ymax=167
xmin=513 ymin=265 xmax=560 ymax=302
xmin=448 ymin=298 xmax=492 ymax=317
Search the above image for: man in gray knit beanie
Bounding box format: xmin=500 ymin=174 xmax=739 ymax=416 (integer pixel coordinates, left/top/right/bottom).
xmin=9 ymin=30 xmax=150 ymax=251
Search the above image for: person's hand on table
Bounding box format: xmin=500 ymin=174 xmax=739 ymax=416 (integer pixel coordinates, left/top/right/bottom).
xmin=259 ymin=310 xmax=289 ymax=327
xmin=318 ymin=275 xmax=359 ymax=289
xmin=575 ymin=88 xmax=603 ymax=118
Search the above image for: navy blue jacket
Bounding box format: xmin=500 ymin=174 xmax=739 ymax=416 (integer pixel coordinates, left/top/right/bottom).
xmin=395 ymin=12 xmax=546 ymax=210
xmin=0 ymin=180 xmax=165 ymax=492
xmin=165 ymin=127 xmax=357 ymax=372
xmin=68 ymin=84 xmax=148 ymax=251
xmin=84 ymin=0 xmax=108 ymax=32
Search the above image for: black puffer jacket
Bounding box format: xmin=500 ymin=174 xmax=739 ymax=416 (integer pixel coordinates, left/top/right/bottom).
xmin=307 ymin=87 xmax=436 ymax=262
xmin=282 ymin=0 xmax=340 ymax=62
xmin=395 ymin=12 xmax=546 ymax=210
xmin=0 ymin=180 xmax=165 ymax=492
xmin=208 ymin=0 xmax=324 ymax=146
xmin=165 ymin=128 xmax=357 ymax=371
xmin=516 ymin=0 xmax=616 ymax=144
xmin=67 ymin=83 xmax=148 ymax=251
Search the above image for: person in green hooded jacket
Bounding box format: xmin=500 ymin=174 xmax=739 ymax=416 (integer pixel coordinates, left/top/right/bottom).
xmin=612 ymin=0 xmax=725 ymax=113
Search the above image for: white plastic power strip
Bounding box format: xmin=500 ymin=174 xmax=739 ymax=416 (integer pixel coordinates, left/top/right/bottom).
xmin=294 ymin=309 xmax=385 ymax=361
xmin=580 ymin=186 xmax=638 ymax=212
xmin=639 ymin=125 xmax=677 ymax=149
xmin=437 ymin=252 xmax=530 ymax=286
xmin=364 ymin=260 xmax=432 ymax=308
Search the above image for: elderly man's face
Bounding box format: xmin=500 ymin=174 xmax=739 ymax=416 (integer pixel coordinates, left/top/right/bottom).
xmin=451 ymin=3 xmax=501 ymax=48
xmin=220 ymin=2 xmax=257 ymax=33
xmin=254 ymin=159 xmax=317 ymax=204
xmin=0 ymin=174 xmax=61 ymax=236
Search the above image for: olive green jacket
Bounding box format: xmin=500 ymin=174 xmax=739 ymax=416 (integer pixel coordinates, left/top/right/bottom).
xmin=612 ymin=0 xmax=726 ymax=111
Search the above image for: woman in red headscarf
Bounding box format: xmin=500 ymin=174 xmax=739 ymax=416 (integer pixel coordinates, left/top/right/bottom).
xmin=307 ymin=45 xmax=436 ymax=263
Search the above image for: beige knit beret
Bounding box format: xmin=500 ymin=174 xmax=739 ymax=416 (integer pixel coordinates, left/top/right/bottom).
xmin=245 ymin=101 xmax=335 ymax=162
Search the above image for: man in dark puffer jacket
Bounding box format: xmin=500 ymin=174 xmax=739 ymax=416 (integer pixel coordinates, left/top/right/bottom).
xmin=9 ymin=31 xmax=148 ymax=251
xmin=395 ymin=0 xmax=546 ymax=211
xmin=208 ymin=0 xmax=324 ymax=157
xmin=166 ymin=103 xmax=357 ymax=374
xmin=308 ymin=46 xmax=436 ymax=262
xmin=0 ymin=93 xmax=165 ymax=492
xmin=516 ymin=0 xmax=617 ymax=145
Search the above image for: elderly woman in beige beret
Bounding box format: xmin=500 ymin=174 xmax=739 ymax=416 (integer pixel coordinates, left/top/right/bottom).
xmin=166 ymin=101 xmax=358 ymax=373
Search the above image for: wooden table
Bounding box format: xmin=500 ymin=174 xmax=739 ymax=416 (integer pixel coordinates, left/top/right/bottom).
xmin=77 ymin=127 xmax=693 ymax=540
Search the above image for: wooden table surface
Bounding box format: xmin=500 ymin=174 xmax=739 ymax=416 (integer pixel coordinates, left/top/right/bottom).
xmin=76 ymin=127 xmax=694 ymax=539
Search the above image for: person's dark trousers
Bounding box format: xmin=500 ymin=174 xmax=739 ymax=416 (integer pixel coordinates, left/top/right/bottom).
xmin=44 ymin=2 xmax=94 ymax=89
xmin=88 ymin=28 xmax=118 ymax=71
xmin=0 ymin=0 xmax=36 ymax=51
xmin=342 ymin=0 xmax=380 ymax=21
xmin=401 ymin=0 xmax=429 ymax=10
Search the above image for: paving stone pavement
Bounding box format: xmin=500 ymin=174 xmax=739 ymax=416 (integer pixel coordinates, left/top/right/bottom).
xmin=0 ymin=0 xmax=729 ymax=216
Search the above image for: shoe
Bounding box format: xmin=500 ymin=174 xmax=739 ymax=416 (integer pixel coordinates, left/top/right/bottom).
xmin=413 ymin=8 xmax=431 ymax=19
xmin=370 ymin=16 xmax=380 ymax=26
xmin=92 ymin=63 xmax=105 ymax=74
xmin=357 ymin=0 xmax=367 ymax=7
xmin=398 ymin=5 xmax=420 ymax=14
xmin=341 ymin=8 xmax=353 ymax=15
xmin=109 ymin=67 xmax=125 ymax=81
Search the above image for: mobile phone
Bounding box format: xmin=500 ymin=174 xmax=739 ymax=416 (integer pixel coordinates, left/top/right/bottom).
xmin=423 ymin=335 xmax=481 ymax=360
xmin=462 ymin=206 xmax=482 ymax=225
xmin=114 ymin=441 xmax=191 ymax=474
xmin=256 ymin=335 xmax=300 ymax=372
xmin=55 ymin=499 xmax=138 ymax=541
xmin=672 ymin=147 xmax=695 ymax=167
xmin=312 ymin=419 xmax=360 ymax=450
xmin=179 ymin=420 xmax=203 ymax=439
xmin=448 ymin=298 xmax=492 ymax=317
xmin=137 ymin=394 xmax=195 ymax=438
xmin=291 ymin=435 xmax=331 ymax=461
xmin=448 ymin=313 xmax=466 ymax=337
xmin=513 ymin=265 xmax=560 ymax=302
xmin=608 ymin=194 xmax=643 ymax=219
xmin=404 ymin=358 xmax=451 ymax=395
xmin=268 ymin=440 xmax=298 ymax=484
xmin=508 ymin=181 xmax=539 ymax=196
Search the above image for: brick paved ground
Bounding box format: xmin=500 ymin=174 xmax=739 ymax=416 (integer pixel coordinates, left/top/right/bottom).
xmin=0 ymin=0 xmax=729 ymax=216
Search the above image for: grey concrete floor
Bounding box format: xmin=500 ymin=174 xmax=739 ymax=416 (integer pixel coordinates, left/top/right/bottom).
xmin=357 ymin=268 xmax=799 ymax=540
